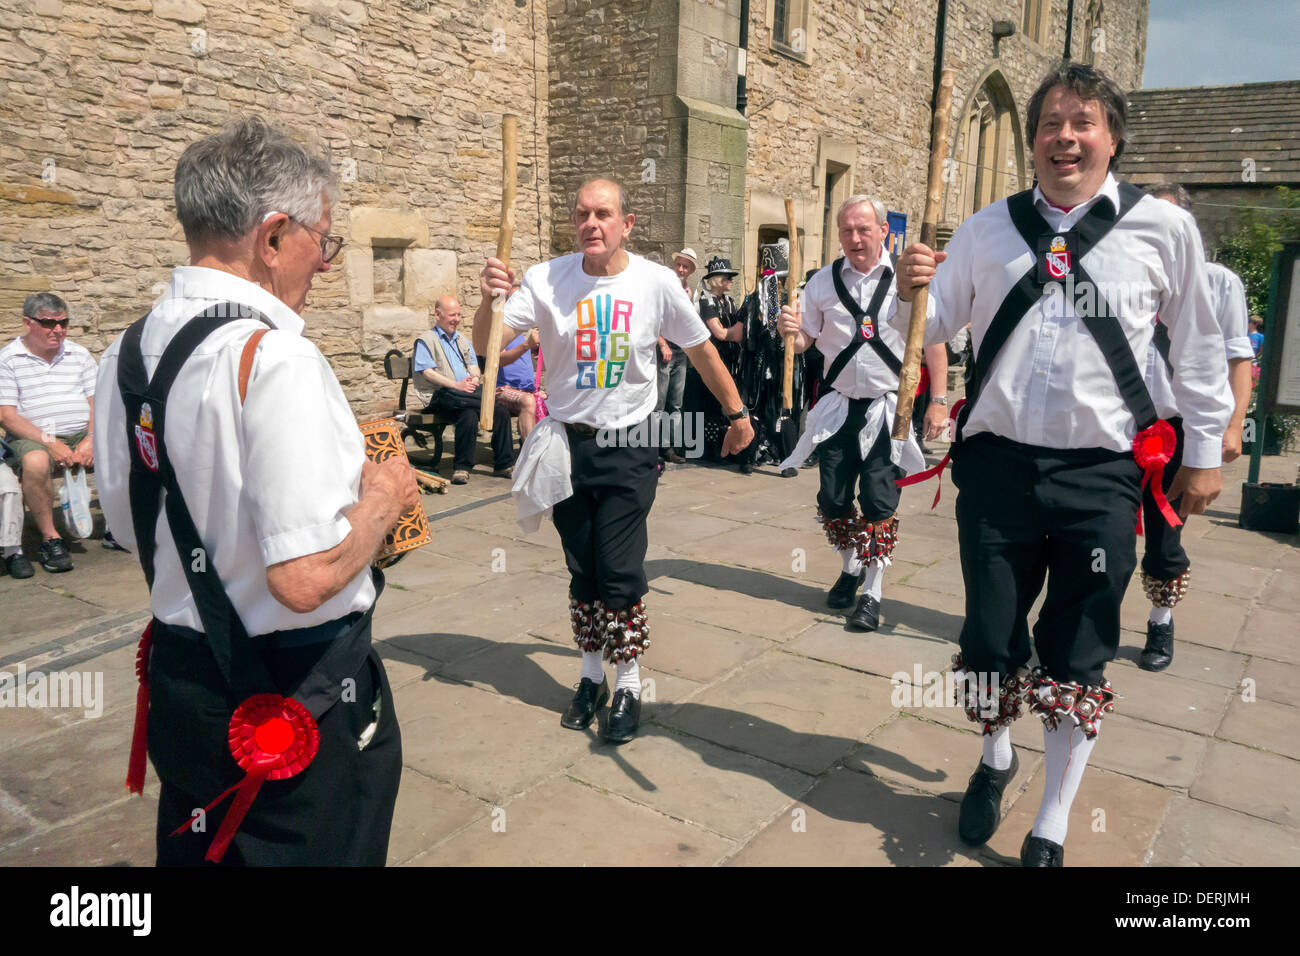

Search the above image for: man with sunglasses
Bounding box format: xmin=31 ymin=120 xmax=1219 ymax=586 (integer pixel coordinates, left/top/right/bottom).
xmin=94 ymin=116 xmax=418 ymax=865
xmin=0 ymin=292 xmax=96 ymax=576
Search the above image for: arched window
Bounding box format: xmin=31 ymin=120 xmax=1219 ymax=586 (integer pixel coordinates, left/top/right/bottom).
xmin=1083 ymin=0 xmax=1104 ymax=66
xmin=1022 ymin=0 xmax=1051 ymax=47
xmin=958 ymin=74 xmax=1026 ymax=220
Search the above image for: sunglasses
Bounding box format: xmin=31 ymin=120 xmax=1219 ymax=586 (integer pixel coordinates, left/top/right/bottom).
xmin=25 ymin=315 xmax=69 ymax=329
xmin=263 ymin=211 xmax=344 ymax=263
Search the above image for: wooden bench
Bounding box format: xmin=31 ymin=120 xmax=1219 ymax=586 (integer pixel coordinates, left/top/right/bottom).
xmin=383 ymin=349 xmax=458 ymax=465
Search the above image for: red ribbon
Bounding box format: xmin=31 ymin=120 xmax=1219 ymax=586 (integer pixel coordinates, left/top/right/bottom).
xmin=124 ymin=622 xmax=154 ymax=795
xmin=895 ymin=399 xmax=965 ymax=508
xmin=170 ymin=693 xmax=320 ymax=863
xmin=1132 ymin=420 xmax=1183 ymax=534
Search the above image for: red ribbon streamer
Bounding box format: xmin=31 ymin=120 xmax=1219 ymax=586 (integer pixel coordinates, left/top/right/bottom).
xmin=124 ymin=622 xmax=154 ymax=795
xmin=894 ymin=399 xmax=965 ymax=508
xmin=170 ymin=693 xmax=320 ymax=863
xmin=1132 ymin=420 xmax=1183 ymax=535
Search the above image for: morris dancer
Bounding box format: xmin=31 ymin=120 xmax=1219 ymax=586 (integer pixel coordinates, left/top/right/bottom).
xmin=898 ymin=65 xmax=1230 ymax=865
xmin=1136 ymin=182 xmax=1255 ymax=672
xmin=777 ymin=195 xmax=947 ymax=631
xmin=476 ymin=179 xmax=753 ymax=744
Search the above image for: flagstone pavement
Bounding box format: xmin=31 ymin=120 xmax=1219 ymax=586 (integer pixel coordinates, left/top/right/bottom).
xmin=2 ymin=439 xmax=1298 ymax=867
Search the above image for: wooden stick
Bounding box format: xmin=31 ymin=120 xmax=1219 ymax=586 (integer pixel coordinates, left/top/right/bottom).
xmin=782 ymin=198 xmax=800 ymax=411
xmin=479 ymin=114 xmax=518 ymax=433
xmin=413 ymin=468 xmax=450 ymax=493
xmin=892 ymin=69 xmax=955 ymax=441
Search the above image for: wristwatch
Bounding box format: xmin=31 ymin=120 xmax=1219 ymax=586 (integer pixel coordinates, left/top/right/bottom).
xmin=931 ymin=396 xmax=949 ymax=406
xmin=726 ymin=406 xmax=749 ymax=421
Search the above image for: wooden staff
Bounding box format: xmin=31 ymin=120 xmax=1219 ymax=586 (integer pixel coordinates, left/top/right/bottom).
xmin=479 ymin=113 xmax=518 ymax=432
xmin=413 ymin=468 xmax=450 ymax=493
xmin=891 ymin=69 xmax=954 ymax=441
xmin=782 ymin=198 xmax=800 ymax=410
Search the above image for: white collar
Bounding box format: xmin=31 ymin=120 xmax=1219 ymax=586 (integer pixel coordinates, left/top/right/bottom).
xmin=161 ymin=266 xmax=306 ymax=335
xmin=1033 ymin=172 xmax=1120 ymax=219
xmin=840 ymin=243 xmax=893 ymax=280
xmin=10 ymin=336 xmax=67 ymax=365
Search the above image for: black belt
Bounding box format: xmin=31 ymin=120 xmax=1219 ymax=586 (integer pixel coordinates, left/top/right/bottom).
xmin=564 ymin=422 xmax=599 ymax=437
xmin=155 ymin=611 xmax=364 ymax=650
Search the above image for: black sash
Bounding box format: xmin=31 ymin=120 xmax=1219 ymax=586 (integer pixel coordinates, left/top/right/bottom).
xmin=958 ymin=182 xmax=1154 ymax=441
xmin=116 ymin=305 xmax=377 ymax=717
xmin=826 ymin=255 xmax=900 ymax=388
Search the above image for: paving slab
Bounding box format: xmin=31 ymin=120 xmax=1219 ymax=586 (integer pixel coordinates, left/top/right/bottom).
xmin=1241 ymin=657 xmax=1300 ymax=706
xmin=1118 ymin=588 xmax=1251 ymax=652
xmin=983 ymin=766 xmax=1172 ymax=866
xmin=1086 ymin=713 xmax=1208 ymax=789
xmin=1112 ymin=631 xmax=1247 ymax=689
xmin=568 ymin=726 xmax=815 ymax=841
xmin=787 ymin=620 xmax=957 ymax=685
xmin=1092 ymin=664 xmax=1231 ymax=735
xmin=0 ymin=795 xmax=159 ymax=867
xmin=1148 ymin=795 xmax=1300 ymax=867
xmin=656 ymin=651 xmax=899 ymax=775
xmin=635 ymin=611 xmax=773 ymax=684
xmin=728 ymin=766 xmax=983 ymax=867
xmin=387 ymin=769 xmax=491 ymax=866
xmin=1190 ymin=739 xmax=1300 ymax=829
xmin=1234 ymin=607 xmax=1300 ymax=664
xmin=413 ymin=775 xmax=734 ymax=866
xmin=1216 ymin=696 xmax=1300 ymax=761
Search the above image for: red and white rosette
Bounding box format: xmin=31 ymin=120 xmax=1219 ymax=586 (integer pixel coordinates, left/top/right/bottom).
xmin=172 ymin=693 xmax=320 ymax=863
xmin=1132 ymin=419 xmax=1183 ymax=534
xmin=124 ymin=622 xmax=154 ymax=795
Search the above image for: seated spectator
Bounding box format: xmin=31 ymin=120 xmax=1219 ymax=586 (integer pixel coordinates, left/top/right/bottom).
xmin=0 ymin=440 xmax=24 ymax=577
xmin=496 ymin=324 xmax=545 ymax=441
xmin=0 ymin=293 xmax=96 ymax=575
xmin=411 ymin=295 xmax=514 ymax=485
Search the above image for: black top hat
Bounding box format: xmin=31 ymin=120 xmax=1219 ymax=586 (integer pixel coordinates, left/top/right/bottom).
xmin=703 ymin=256 xmax=739 ymax=280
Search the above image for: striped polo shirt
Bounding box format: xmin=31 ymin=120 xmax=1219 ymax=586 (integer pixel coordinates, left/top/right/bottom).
xmin=0 ymin=337 xmax=97 ymax=435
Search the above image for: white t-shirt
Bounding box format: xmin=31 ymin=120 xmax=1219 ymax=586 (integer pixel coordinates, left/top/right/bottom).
xmin=504 ymin=252 xmax=709 ymax=429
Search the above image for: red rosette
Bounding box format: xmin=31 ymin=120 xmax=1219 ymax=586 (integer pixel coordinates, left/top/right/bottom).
xmin=124 ymin=622 xmax=154 ymax=795
xmin=171 ymin=693 xmax=319 ymax=863
xmin=1131 ymin=420 xmax=1182 ymax=534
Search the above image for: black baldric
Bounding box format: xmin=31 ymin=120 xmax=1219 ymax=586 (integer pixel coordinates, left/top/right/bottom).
xmin=825 ymin=254 xmax=900 ymax=390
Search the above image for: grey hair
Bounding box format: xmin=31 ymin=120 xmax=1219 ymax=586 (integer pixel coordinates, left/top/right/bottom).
xmin=1146 ymin=181 xmax=1192 ymax=212
xmin=174 ymin=116 xmax=338 ymax=244
xmin=23 ymin=291 xmax=68 ymax=318
xmin=572 ymin=178 xmax=630 ymax=219
xmin=836 ymin=195 xmax=887 ymax=229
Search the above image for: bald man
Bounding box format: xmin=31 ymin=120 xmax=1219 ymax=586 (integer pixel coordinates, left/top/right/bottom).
xmin=411 ymin=295 xmax=515 ymax=484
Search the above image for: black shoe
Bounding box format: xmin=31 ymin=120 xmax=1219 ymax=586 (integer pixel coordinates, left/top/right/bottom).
xmin=847 ymin=593 xmax=880 ymax=631
xmin=5 ymin=552 xmax=35 ymax=579
xmin=826 ymin=570 xmax=866 ymax=609
xmin=780 ymin=467 xmax=797 ymax=478
xmin=958 ymin=749 xmax=1020 ymax=844
xmin=560 ymin=677 xmax=609 ymax=730
xmin=102 ymin=531 xmax=128 ymax=552
xmin=739 ymin=463 xmax=754 ymax=475
xmin=1139 ymin=619 xmax=1174 ymax=672
xmin=38 ymin=538 xmax=73 ymax=573
xmin=604 ymin=688 xmax=641 ymax=744
xmin=801 ymin=455 xmax=818 ymax=469
xmin=665 ymin=450 xmax=686 ymax=464
xmin=1019 ymin=831 xmax=1065 ymax=867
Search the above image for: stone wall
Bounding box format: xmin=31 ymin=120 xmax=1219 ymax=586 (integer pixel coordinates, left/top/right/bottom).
xmin=0 ymin=0 xmax=551 ymax=418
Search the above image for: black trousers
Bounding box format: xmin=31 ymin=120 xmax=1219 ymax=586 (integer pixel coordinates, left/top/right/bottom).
xmin=1140 ymin=416 xmax=1189 ymax=581
xmin=817 ymin=399 xmax=904 ymax=522
xmin=150 ymin=618 xmax=402 ymax=866
xmin=426 ymin=385 xmax=514 ymax=470
xmin=552 ymin=422 xmax=659 ymax=609
xmin=952 ymin=433 xmax=1142 ymax=687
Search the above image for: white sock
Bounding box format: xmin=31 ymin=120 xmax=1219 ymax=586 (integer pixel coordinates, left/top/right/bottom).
xmin=615 ymin=659 xmax=641 ymax=697
xmin=863 ymin=563 xmax=884 ymax=600
xmin=580 ymin=651 xmax=605 ymax=684
xmin=981 ymin=725 xmax=1013 ymax=771
xmin=1032 ymin=721 xmax=1097 ymax=845
xmin=0 ymin=546 xmax=18 ymax=558
xmin=839 ymin=548 xmax=863 ymax=576
xmin=1149 ymin=605 xmax=1173 ymax=625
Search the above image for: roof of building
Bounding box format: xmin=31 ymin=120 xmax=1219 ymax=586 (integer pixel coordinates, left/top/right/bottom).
xmin=1124 ymin=80 xmax=1300 ymax=186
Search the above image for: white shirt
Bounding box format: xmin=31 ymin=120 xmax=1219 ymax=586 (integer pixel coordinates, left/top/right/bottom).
xmin=94 ymin=266 xmax=375 ymax=635
xmin=801 ymin=244 xmax=935 ymax=400
xmin=902 ymin=174 xmax=1232 ymax=468
xmin=0 ymin=337 xmax=96 ymax=435
xmin=1146 ymin=261 xmax=1253 ymax=417
xmin=503 ymin=253 xmax=709 ymax=429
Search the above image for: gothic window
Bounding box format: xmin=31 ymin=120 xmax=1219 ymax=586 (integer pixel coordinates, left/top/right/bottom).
xmin=1022 ymin=0 xmax=1051 ymax=47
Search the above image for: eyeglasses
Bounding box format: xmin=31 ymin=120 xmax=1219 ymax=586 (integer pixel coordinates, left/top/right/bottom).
xmin=263 ymin=211 xmax=344 ymax=263
xmin=25 ymin=315 xmax=69 ymax=329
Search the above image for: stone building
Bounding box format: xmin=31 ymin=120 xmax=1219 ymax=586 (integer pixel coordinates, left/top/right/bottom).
xmin=1 ymin=0 xmax=1148 ymax=418
xmin=1126 ymin=80 xmax=1300 ymax=257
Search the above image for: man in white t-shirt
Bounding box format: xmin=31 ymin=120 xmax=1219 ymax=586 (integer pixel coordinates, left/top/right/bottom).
xmin=476 ymin=178 xmax=754 ymax=744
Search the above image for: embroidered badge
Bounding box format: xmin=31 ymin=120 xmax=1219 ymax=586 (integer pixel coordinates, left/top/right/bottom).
xmin=134 ymin=402 xmax=159 ymax=472
xmin=860 ymin=317 xmax=875 ymax=340
xmin=1045 ymin=235 xmax=1070 ymax=279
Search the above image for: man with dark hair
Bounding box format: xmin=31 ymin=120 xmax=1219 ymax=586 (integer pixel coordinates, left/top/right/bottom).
xmin=0 ymin=292 xmax=96 ymax=576
xmin=899 ymin=64 xmax=1230 ymax=865
xmin=477 ymin=178 xmax=753 ymax=745
xmin=95 ymin=116 xmax=418 ymax=865
xmin=1135 ymin=182 xmax=1255 ymax=671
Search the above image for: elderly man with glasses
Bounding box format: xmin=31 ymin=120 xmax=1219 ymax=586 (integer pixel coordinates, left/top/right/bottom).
xmin=0 ymin=292 xmax=97 ymax=576
xmin=94 ymin=116 xmax=419 ymax=866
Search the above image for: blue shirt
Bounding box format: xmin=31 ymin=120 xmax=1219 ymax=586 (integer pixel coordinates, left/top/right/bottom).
xmin=498 ymin=334 xmax=536 ymax=391
xmin=1249 ymin=331 xmax=1264 ymax=355
xmin=413 ymin=327 xmax=476 ymax=382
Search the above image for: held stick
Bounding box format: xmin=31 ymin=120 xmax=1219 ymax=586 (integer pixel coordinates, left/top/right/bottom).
xmin=782 ymin=198 xmax=800 ymax=411
xmin=891 ymin=69 xmax=954 ymax=441
xmin=479 ymin=113 xmax=518 ymax=432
